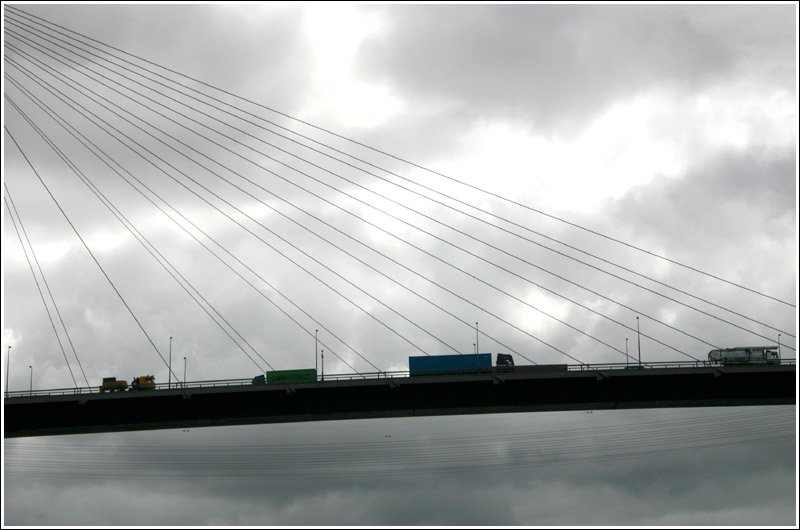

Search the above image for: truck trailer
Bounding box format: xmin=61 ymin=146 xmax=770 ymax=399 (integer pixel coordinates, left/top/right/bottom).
xmin=408 ymin=353 xmax=492 ymax=376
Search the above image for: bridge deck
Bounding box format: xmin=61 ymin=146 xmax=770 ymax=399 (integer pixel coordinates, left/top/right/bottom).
xmin=4 ymin=364 xmax=795 ymax=438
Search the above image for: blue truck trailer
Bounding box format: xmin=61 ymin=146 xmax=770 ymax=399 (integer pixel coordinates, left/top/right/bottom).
xmin=409 ymin=353 xmax=492 ymax=376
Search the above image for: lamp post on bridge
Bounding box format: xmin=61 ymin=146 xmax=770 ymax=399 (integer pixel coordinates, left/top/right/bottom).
xmin=29 ymin=365 xmax=32 ymax=396
xmin=321 ymin=349 xmax=324 ymax=382
xmin=315 ymin=329 xmax=318 ymax=380
xmin=168 ymin=336 xmax=173 ymax=390
xmin=625 ymin=338 xmax=629 ymax=368
xmin=636 ymin=316 xmax=641 ymax=368
xmin=183 ymin=356 xmax=187 ymax=389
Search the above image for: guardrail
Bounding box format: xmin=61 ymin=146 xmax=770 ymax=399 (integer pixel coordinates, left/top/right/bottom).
xmin=4 ymin=359 xmax=795 ymax=399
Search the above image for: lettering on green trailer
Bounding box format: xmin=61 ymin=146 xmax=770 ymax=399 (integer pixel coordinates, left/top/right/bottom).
xmin=266 ymin=369 xmax=317 ymax=384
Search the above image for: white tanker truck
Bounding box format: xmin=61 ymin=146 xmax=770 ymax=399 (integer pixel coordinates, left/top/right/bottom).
xmin=708 ymin=346 xmax=780 ymax=365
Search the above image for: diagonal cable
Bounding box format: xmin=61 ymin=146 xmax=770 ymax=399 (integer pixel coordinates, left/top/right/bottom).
xmin=3 ymin=20 xmax=790 ymax=347
xmin=6 ymin=5 xmax=790 ymax=308
xmin=3 ymin=190 xmax=81 ymax=388
xmin=3 ymin=75 xmax=365 ymax=374
xmin=6 ymin=95 xmax=271 ymax=374
xmin=4 ymin=125 xmax=180 ymax=383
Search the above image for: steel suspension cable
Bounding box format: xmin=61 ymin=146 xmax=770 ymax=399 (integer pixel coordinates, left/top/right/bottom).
xmin=4 ymin=42 xmax=593 ymax=363
xmin=2 ymin=44 xmax=584 ymax=362
xmin=2 ymin=38 xmax=769 ymax=358
xmin=2 ymin=60 xmax=436 ymax=363
xmin=9 ymin=18 xmax=789 ymax=366
xmin=3 ymin=22 xmax=790 ymax=344
xmin=6 ymin=6 xmax=791 ymax=308
xmin=6 ymin=95 xmax=271 ymax=374
xmin=4 ymin=44 xmax=785 ymax=367
xmin=3 ymin=189 xmax=81 ymax=388
xmin=4 ymin=126 xmax=180 ymax=382
xmin=6 ymin=36 xmax=761 ymax=362
xmin=3 ymin=78 xmax=362 ymax=373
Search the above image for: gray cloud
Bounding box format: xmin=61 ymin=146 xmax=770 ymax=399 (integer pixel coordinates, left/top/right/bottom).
xmin=355 ymin=5 xmax=795 ymax=134
xmin=15 ymin=4 xmax=314 ymax=113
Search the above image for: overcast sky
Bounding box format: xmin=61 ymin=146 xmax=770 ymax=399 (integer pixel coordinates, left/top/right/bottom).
xmin=2 ymin=2 xmax=797 ymax=526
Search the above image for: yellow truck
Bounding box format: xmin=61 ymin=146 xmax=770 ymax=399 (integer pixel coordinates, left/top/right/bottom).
xmin=100 ymin=377 xmax=128 ymax=393
xmin=130 ymin=375 xmax=156 ymax=391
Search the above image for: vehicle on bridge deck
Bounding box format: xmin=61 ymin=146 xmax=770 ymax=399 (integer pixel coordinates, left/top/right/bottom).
xmin=495 ymin=353 xmax=515 ymax=369
xmin=493 ymin=354 xmax=568 ymax=374
xmin=130 ymin=375 xmax=156 ymax=391
xmin=99 ymin=377 xmax=128 ymax=393
xmin=409 ymin=353 xmax=492 ymax=376
xmin=708 ymin=346 xmax=781 ymax=365
xmin=265 ymin=369 xmax=317 ymax=384
xmin=99 ymin=375 xmax=156 ymax=393
xmin=511 ymin=364 xmax=569 ymax=374
xmin=408 ymin=353 xmax=568 ymax=377
xmin=252 ymin=370 xmax=317 ymax=385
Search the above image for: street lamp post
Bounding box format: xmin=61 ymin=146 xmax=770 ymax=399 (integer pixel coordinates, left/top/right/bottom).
xmin=183 ymin=356 xmax=187 ymax=389
xmin=169 ymin=336 xmax=173 ymax=390
xmin=29 ymin=365 xmax=32 ymax=396
xmin=321 ymin=349 xmax=324 ymax=381
xmin=625 ymin=338 xmax=629 ymax=368
xmin=475 ymin=322 xmax=479 ymax=355
xmin=636 ymin=316 xmax=641 ymax=367
xmin=315 ymin=329 xmax=318 ymax=379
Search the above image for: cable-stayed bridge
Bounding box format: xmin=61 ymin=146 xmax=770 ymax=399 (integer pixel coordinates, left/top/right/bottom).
xmin=2 ymin=7 xmax=796 ymax=439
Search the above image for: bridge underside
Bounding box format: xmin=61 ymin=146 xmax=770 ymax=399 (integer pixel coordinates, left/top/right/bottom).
xmin=4 ymin=365 xmax=795 ymax=438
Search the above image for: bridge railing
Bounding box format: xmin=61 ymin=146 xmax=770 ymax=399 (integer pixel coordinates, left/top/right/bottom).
xmin=316 ymin=370 xmax=409 ymax=381
xmin=0 ymin=373 xmax=409 ymax=398
xmin=4 ymin=359 xmax=795 ymax=398
xmin=574 ymin=360 xmax=710 ymax=371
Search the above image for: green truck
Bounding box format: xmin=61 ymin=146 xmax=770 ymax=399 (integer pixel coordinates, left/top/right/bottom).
xmin=264 ymin=369 xmax=317 ymax=384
